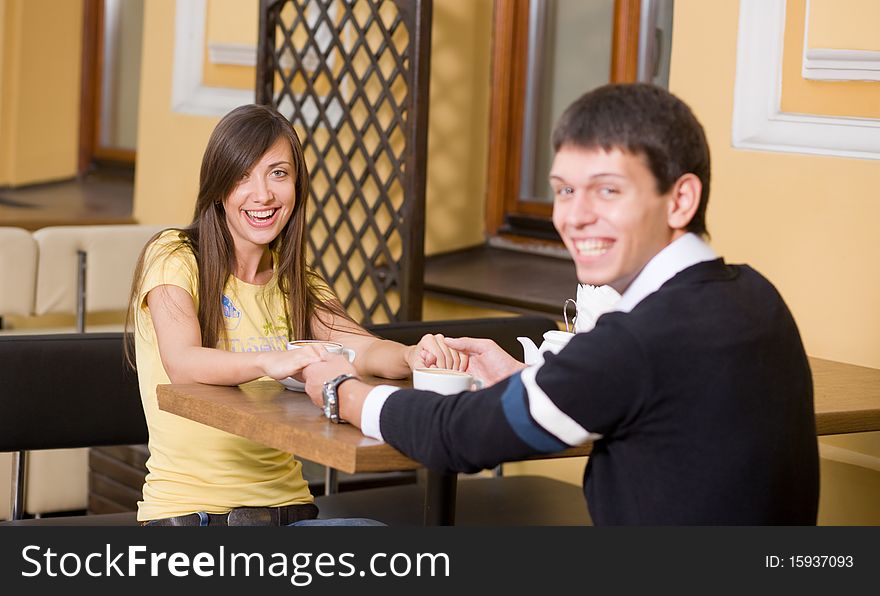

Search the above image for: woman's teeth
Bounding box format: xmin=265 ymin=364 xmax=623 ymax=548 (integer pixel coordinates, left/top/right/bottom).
xmin=245 ymin=209 xmax=277 ymax=221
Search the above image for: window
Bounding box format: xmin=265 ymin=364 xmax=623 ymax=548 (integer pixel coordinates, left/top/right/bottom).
xmin=485 ymin=0 xmax=674 ymax=243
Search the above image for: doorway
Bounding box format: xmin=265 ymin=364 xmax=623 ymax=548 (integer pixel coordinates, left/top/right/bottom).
xmin=79 ymin=0 xmax=144 ymax=174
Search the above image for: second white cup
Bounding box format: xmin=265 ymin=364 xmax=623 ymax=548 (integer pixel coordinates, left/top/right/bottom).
xmin=287 ymin=340 xmax=356 ymax=363
xmin=412 ymin=368 xmax=482 ymax=395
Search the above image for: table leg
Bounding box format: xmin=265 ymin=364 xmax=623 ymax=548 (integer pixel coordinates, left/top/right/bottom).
xmin=424 ymin=470 xmax=457 ymax=526
xmin=324 ymin=467 xmax=338 ymax=495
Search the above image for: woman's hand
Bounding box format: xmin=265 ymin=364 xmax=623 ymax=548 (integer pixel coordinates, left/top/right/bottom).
xmin=405 ymin=333 xmax=469 ymax=371
xmin=258 ymin=344 xmax=324 ymax=381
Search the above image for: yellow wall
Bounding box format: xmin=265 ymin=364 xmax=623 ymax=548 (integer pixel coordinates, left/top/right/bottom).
xmin=807 ymin=0 xmax=880 ymax=51
xmin=133 ymin=0 xmax=213 ymax=226
xmin=134 ymin=0 xmax=491 ymax=255
xmin=0 ymin=0 xmax=8 ymax=183
xmin=0 ymin=0 xmax=82 ymax=187
xmin=206 ymin=0 xmax=258 ymax=45
xmin=422 ymin=0 xmax=491 ymax=254
xmin=672 ymin=0 xmax=880 ymax=525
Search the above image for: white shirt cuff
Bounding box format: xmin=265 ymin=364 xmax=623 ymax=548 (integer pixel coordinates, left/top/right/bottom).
xmin=361 ymin=384 xmax=400 ymax=441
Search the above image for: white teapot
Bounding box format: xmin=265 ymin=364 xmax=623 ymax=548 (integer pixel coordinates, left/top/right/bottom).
xmin=517 ymin=330 xmax=575 ymax=366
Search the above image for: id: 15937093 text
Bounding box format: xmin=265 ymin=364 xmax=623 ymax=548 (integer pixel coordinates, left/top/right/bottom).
xmin=764 ymin=555 xmax=853 ymax=568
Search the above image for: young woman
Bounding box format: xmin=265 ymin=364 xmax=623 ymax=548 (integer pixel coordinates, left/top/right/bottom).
xmin=126 ymin=104 xmax=461 ymax=526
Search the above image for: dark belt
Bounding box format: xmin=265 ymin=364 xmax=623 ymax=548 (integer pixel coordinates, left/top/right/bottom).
xmin=143 ymin=503 xmax=319 ymax=527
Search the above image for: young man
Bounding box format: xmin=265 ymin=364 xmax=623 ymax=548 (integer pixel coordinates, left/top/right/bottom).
xmin=302 ymin=83 xmax=820 ymax=525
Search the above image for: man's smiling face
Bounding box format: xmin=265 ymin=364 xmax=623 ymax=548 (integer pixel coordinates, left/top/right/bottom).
xmin=550 ymin=146 xmax=684 ymax=294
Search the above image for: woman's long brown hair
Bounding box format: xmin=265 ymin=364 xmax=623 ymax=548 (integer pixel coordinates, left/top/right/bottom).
xmin=124 ymin=104 xmax=349 ymax=368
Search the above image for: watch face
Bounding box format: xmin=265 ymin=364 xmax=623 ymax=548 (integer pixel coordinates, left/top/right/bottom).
xmin=325 ymin=393 xmax=338 ymax=422
xmin=322 ymin=385 xmax=332 ymax=418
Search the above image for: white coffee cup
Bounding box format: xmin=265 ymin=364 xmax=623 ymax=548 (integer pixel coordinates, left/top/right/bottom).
xmin=412 ymin=368 xmax=483 ymax=395
xmin=287 ymin=340 xmax=356 ymax=363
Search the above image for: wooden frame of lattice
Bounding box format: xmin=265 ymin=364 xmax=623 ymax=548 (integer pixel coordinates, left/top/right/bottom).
xmin=256 ymin=0 xmax=432 ymax=324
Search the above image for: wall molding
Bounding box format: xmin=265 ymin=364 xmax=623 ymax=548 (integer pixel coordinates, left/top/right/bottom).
xmin=208 ymin=42 xmax=257 ymax=67
xmin=801 ymin=0 xmax=880 ymax=82
xmin=732 ymin=0 xmax=880 ymax=160
xmin=171 ymin=0 xmax=253 ymax=117
xmin=802 ymin=48 xmax=880 ymax=82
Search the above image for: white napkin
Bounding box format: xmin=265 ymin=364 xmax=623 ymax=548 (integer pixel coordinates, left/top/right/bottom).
xmin=571 ymin=284 xmax=621 ymax=332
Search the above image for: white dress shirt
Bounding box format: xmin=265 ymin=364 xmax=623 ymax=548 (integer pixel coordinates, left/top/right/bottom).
xmin=614 ymin=232 xmax=718 ymax=313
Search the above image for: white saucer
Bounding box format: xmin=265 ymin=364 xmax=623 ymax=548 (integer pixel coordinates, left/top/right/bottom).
xmin=280 ymin=377 xmax=306 ymax=392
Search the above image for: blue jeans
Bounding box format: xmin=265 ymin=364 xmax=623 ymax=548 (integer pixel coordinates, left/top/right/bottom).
xmin=290 ymin=518 xmax=385 ymax=526
xmin=143 ymin=512 xmax=385 ymax=526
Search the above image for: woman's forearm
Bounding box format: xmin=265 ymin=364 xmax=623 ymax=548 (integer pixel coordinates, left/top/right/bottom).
xmin=161 ymin=345 xmax=326 ymax=386
xmin=160 ymin=346 xmax=272 ymax=385
xmin=354 ymin=339 xmax=414 ymax=379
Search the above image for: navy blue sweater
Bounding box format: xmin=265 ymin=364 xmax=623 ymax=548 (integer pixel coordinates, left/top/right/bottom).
xmin=379 ymin=260 xmax=819 ymax=525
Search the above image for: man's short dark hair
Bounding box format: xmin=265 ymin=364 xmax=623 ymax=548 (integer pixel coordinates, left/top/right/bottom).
xmin=551 ymin=83 xmax=711 ymax=237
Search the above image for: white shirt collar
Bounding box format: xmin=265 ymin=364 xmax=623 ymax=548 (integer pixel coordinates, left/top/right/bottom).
xmin=614 ymin=233 xmax=718 ymax=313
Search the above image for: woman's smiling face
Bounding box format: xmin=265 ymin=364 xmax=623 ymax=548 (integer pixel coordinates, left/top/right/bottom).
xmin=223 ymin=136 xmax=296 ymax=254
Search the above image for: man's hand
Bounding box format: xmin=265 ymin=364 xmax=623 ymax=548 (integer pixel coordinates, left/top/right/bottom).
xmin=442 ymin=337 xmax=526 ymax=386
xmin=301 ymin=353 xmax=357 ymax=409
xmin=302 ymin=354 xmax=374 ymax=428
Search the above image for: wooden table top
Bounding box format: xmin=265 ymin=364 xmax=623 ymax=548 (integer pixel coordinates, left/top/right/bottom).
xmin=156 ymin=375 xmax=589 ymax=475
xmin=157 ymin=356 xmax=880 ymax=475
xmin=810 ymin=357 xmax=880 ymax=435
xmin=157 ymin=377 xmax=421 ymax=475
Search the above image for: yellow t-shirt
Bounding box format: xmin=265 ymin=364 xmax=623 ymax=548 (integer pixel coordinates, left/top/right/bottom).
xmin=135 ymin=230 xmax=330 ymax=521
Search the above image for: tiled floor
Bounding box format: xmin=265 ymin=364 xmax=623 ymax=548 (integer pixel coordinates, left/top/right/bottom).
xmin=0 ymin=167 xmax=135 ymax=230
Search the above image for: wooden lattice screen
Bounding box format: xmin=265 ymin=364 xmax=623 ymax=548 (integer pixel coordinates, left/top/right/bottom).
xmin=256 ymin=0 xmax=432 ymax=324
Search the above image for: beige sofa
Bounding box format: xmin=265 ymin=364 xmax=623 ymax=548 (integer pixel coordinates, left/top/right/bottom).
xmin=0 ymin=224 xmax=168 ymax=519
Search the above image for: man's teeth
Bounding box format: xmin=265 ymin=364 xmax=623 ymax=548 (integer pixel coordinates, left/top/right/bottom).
xmin=574 ymin=239 xmax=611 ymax=256
xmin=246 ymin=209 xmax=276 ymax=220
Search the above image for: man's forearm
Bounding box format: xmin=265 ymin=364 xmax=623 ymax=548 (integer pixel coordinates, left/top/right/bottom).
xmin=338 ymin=378 xmax=373 ymax=428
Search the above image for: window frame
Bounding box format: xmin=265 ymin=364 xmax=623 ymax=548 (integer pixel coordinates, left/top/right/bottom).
xmin=484 ymin=0 xmax=642 ymax=242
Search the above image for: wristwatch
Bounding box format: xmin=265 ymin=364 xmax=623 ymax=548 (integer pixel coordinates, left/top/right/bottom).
xmin=322 ymin=373 xmax=358 ymax=424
